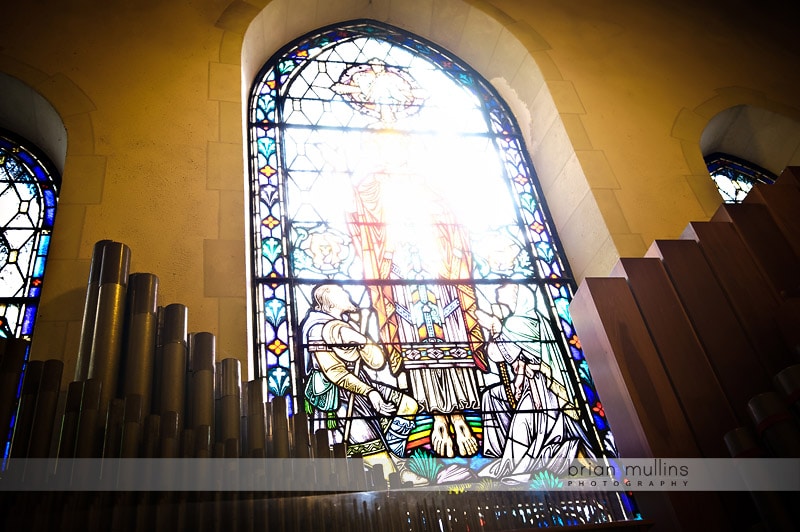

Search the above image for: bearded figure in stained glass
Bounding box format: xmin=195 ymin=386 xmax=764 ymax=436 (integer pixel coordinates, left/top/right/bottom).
xmin=301 ymin=283 xmax=421 ymax=479
xmin=477 ymin=283 xmax=595 ymax=480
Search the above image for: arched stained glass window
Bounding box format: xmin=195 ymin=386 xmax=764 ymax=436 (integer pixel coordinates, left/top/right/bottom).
xmin=248 ymin=21 xmax=635 ymax=515
xmin=705 ymin=152 xmax=777 ymax=204
xmin=0 ymin=130 xmax=59 ymax=340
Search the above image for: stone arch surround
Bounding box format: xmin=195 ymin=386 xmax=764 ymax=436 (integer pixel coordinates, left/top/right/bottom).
xmin=671 ymin=86 xmax=800 ymax=217
xmin=0 ymin=56 xmax=101 ymax=362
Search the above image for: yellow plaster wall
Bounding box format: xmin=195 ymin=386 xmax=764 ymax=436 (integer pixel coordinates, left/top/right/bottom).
xmin=1 ymin=0 xmax=798 ymax=383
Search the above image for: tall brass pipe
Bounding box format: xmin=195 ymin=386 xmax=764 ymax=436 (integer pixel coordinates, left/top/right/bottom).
xmin=121 ymin=273 xmax=159 ymax=418
xmin=219 ymin=358 xmax=241 ymax=456
xmin=74 ymin=379 xmax=103 ymax=458
xmin=157 ymin=304 xmax=188 ymax=434
xmin=74 ymin=240 xmax=112 ymax=382
xmin=292 ymin=409 xmax=310 ymax=458
xmin=189 ymin=332 xmax=215 ymax=433
xmin=194 ymin=424 xmax=212 ymax=458
xmin=142 ymin=414 xmax=160 ymax=458
xmin=246 ymin=378 xmax=267 ymax=457
xmin=270 ymin=395 xmax=290 ymax=458
xmin=0 ymin=338 xmax=28 ymax=450
xmin=87 ymin=241 xmax=131 ymax=414
xmin=57 ymin=380 xmax=84 ymax=458
xmin=120 ymin=394 xmax=143 ymax=458
xmin=10 ymin=359 xmax=43 ymax=459
xmin=27 ymin=359 xmax=64 ymax=458
xmin=103 ymin=398 xmax=125 ymax=459
xmin=160 ymin=410 xmax=180 ymax=458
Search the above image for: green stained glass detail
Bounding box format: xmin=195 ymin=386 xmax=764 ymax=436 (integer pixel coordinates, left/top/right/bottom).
xmin=261 ymin=237 xmax=282 ymax=263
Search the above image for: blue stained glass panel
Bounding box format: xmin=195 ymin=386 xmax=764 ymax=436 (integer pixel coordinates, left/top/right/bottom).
xmin=705 ymin=152 xmax=776 ymax=204
xmin=0 ymin=131 xmax=59 ymax=341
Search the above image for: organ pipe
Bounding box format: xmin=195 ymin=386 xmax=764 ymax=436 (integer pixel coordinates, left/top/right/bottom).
xmin=27 ymin=359 xmax=63 ymax=458
xmin=158 ymin=303 xmax=188 ymax=434
xmin=87 ymin=241 xmax=131 ymax=414
xmin=0 ymin=338 xmax=28 ymax=451
xmin=74 ymin=239 xmax=111 ymax=382
xmin=219 ymin=358 xmax=241 ymax=457
xmin=57 ymin=380 xmax=84 ymax=458
xmin=189 ymin=332 xmax=215 ymax=433
xmin=121 ymin=273 xmax=159 ymax=418
xmin=747 ymin=392 xmax=800 ymax=457
xmin=10 ymin=359 xmax=43 ymax=459
xmin=246 ymin=378 xmax=267 ymax=457
xmin=120 ymin=394 xmax=143 ymax=458
xmin=74 ymin=379 xmax=103 ymax=458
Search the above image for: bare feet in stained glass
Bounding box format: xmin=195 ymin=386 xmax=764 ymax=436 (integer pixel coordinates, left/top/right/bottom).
xmin=451 ymin=413 xmax=478 ymax=457
xmin=431 ymin=414 xmax=454 ymax=458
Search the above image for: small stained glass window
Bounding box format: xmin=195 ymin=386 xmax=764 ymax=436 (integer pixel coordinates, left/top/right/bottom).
xmin=0 ymin=130 xmax=60 ymax=340
xmin=247 ymin=21 xmax=637 ymax=521
xmin=705 ymin=152 xmax=776 ymax=204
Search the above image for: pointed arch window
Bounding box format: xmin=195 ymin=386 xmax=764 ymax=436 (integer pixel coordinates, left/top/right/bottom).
xmin=705 ymin=152 xmax=777 ymax=204
xmin=0 ymin=130 xmax=59 ymax=340
xmin=248 ymin=22 xmax=635 ymax=515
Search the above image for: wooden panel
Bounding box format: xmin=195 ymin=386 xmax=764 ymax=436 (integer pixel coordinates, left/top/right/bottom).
xmin=571 ymin=278 xmax=738 ymax=531
xmin=681 ymin=221 xmax=793 ymax=374
xmin=711 ymin=203 xmax=800 ymax=297
xmin=777 ymin=298 xmax=800 ymax=359
xmin=744 ymin=181 xmax=800 ymax=261
xmin=775 ymin=166 xmax=800 ymax=186
xmin=646 ymin=240 xmax=772 ymax=416
xmin=570 ymin=277 xmax=700 ymax=459
xmin=611 ymin=258 xmax=739 ymax=456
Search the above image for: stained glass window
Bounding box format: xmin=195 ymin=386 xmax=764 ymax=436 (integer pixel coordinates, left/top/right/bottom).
xmin=248 ymin=21 xmax=634 ymax=515
xmin=705 ymin=152 xmax=776 ymax=204
xmin=0 ymin=130 xmax=59 ymax=340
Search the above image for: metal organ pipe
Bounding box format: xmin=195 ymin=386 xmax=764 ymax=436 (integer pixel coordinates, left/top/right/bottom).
xmin=0 ymin=338 xmax=28 ymax=452
xmin=219 ymin=358 xmax=241 ymax=458
xmin=74 ymin=240 xmax=112 ymax=382
xmin=189 ymin=332 xmax=215 ymax=434
xmin=87 ymin=241 xmax=131 ymax=415
xmin=27 ymin=359 xmax=63 ymax=458
xmin=158 ymin=303 xmax=188 ymax=435
xmin=10 ymin=360 xmax=43 ymax=459
xmin=121 ymin=273 xmax=159 ymax=418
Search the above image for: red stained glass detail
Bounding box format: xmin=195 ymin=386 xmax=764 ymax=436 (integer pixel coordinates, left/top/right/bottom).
xmin=530 ymin=221 xmax=544 ymax=233
xmin=592 ymin=401 xmax=605 ymax=417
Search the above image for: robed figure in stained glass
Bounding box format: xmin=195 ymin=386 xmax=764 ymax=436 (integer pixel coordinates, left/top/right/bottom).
xmin=477 ymin=283 xmax=595 ymax=480
xmin=346 ymin=166 xmax=486 ymax=458
xmin=335 ymin=60 xmax=487 ymax=458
